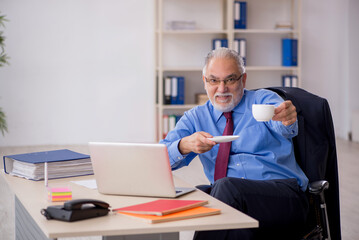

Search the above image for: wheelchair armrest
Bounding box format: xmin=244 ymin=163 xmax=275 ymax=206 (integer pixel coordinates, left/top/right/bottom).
xmin=308 ymin=180 xmax=329 ymax=195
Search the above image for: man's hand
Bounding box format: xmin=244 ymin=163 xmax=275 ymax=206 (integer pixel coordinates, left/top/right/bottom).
xmin=272 ymin=100 xmax=297 ymax=126
xmin=179 ymin=131 xmax=217 ymax=155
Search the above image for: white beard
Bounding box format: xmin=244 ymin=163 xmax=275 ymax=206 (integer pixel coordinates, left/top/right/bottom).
xmin=209 ymin=93 xmax=236 ymax=112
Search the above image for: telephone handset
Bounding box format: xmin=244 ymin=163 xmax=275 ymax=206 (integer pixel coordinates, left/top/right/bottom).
xmin=64 ymin=199 xmax=110 ymax=210
xmin=41 ymin=199 xmax=110 ymax=222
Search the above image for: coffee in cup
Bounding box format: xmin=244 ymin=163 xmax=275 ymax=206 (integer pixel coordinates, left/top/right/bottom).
xmin=252 ymin=104 xmax=275 ymax=122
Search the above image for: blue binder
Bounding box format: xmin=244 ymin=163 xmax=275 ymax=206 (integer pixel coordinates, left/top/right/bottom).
xmin=212 ymin=39 xmax=228 ymax=50
xmin=234 ymin=38 xmax=246 ymax=65
xmin=234 ymin=1 xmax=247 ymax=29
xmin=282 ymin=38 xmax=298 ymax=66
xmin=3 ymin=149 xmax=92 ymax=180
xmin=176 ymin=76 xmax=185 ymax=105
xmin=291 ymin=39 xmax=298 ymax=66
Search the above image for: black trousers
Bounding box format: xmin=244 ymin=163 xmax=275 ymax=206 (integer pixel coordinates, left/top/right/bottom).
xmin=194 ymin=177 xmax=309 ymax=240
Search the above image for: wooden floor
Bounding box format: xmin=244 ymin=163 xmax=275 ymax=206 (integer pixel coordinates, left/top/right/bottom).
xmin=0 ymin=138 xmax=358 ymax=240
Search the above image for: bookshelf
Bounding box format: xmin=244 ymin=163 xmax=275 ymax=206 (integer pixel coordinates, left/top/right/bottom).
xmin=155 ymin=0 xmax=301 ymax=140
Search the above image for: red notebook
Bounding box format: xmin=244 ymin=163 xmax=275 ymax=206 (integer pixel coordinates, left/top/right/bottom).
xmin=114 ymin=199 xmax=208 ymax=216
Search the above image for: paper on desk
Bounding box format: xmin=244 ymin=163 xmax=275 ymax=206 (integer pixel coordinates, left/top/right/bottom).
xmin=71 ymin=179 xmax=97 ymax=189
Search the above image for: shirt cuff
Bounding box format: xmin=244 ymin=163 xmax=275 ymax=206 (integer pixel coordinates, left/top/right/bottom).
xmin=167 ymin=139 xmax=187 ymax=166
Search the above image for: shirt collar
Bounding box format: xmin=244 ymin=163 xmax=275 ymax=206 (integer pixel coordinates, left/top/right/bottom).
xmin=212 ymin=89 xmax=248 ymax=122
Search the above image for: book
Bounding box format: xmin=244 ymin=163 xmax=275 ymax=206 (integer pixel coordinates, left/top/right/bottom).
xmin=3 ymin=149 xmax=93 ymax=181
xmin=282 ymin=38 xmax=298 ymax=66
xmin=114 ymin=199 xmax=209 ymax=216
xmin=234 ymin=1 xmax=247 ymax=29
xmin=117 ymin=206 xmax=220 ymax=223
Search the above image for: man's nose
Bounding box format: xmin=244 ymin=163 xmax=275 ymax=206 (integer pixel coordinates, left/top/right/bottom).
xmin=217 ymin=81 xmax=228 ymax=92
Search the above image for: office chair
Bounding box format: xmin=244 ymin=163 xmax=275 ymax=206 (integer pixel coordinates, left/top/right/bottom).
xmin=196 ymin=87 xmax=341 ymax=240
xmin=266 ymin=87 xmax=341 ymax=240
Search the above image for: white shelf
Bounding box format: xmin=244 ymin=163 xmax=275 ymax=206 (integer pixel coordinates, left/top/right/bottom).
xmin=160 ymin=104 xmax=198 ymax=110
xmin=157 ymin=66 xmax=298 ymax=72
xmin=158 ymin=66 xmax=203 ymax=71
xmin=159 ymin=29 xmax=228 ymax=35
xmin=246 ymin=66 xmax=299 ymax=71
xmin=234 ymin=29 xmax=299 ymax=34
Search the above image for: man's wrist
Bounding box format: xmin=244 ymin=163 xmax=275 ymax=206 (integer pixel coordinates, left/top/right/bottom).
xmin=178 ymin=137 xmax=191 ymax=155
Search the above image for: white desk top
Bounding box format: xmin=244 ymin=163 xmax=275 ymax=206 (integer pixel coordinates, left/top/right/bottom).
xmin=1 ymin=172 xmax=258 ymax=239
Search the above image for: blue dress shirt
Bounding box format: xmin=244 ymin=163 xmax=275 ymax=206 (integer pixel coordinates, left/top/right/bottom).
xmin=160 ymin=89 xmax=308 ymax=191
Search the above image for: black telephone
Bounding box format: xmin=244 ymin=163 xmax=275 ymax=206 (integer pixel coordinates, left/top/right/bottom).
xmin=41 ymin=199 xmax=110 ymax=222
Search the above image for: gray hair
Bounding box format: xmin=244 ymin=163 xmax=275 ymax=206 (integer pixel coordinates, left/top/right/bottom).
xmin=202 ymin=47 xmax=245 ymax=76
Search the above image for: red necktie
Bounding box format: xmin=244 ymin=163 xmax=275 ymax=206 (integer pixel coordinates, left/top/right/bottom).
xmin=214 ymin=112 xmax=233 ymax=181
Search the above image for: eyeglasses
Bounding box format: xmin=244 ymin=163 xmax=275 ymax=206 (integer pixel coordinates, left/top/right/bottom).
xmin=204 ymin=74 xmax=243 ymax=86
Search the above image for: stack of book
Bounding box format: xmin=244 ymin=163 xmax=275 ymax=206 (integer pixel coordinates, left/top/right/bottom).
xmin=164 ymin=76 xmax=185 ymax=105
xmin=3 ymin=149 xmax=93 ymax=181
xmin=115 ymin=199 xmax=220 ymax=223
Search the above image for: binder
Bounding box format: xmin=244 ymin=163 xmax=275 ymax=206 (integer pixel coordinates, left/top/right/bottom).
xmin=169 ymin=115 xmax=176 ymax=132
xmin=281 ymin=75 xmax=298 ymax=87
xmin=213 ymin=39 xmax=222 ymax=50
xmin=212 ymin=39 xmax=228 ymax=50
xmin=170 ymin=77 xmax=178 ymax=104
xmin=234 ymin=1 xmax=247 ymax=29
xmin=282 ymin=38 xmax=298 ymax=66
xmin=176 ymin=76 xmax=185 ymax=105
xmin=291 ymin=75 xmax=298 ymax=87
xmin=291 ymin=39 xmax=298 ymax=66
xmin=282 ymin=75 xmax=292 ymax=87
xmin=164 ymin=77 xmax=172 ymax=104
xmin=163 ymin=114 xmax=169 ymax=139
xmin=234 ymin=38 xmax=246 ymax=65
xmin=3 ymin=149 xmax=93 ymax=181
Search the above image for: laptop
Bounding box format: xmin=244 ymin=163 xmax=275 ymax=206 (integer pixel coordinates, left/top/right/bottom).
xmin=88 ymin=142 xmax=195 ymax=198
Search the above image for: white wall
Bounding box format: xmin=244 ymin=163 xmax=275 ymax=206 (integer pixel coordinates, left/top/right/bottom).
xmin=301 ymin=0 xmax=356 ymax=139
xmin=348 ymin=0 xmax=359 ymax=138
xmin=0 ymin=0 xmax=358 ymax=146
xmin=0 ymin=0 xmax=155 ymax=146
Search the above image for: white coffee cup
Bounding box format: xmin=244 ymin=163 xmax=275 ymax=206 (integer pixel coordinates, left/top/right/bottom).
xmin=252 ymin=104 xmax=275 ymax=122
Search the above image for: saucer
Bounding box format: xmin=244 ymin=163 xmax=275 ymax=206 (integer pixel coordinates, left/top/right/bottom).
xmin=207 ymin=135 xmax=240 ymax=143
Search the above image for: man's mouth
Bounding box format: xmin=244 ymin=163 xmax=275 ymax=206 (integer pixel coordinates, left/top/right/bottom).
xmin=215 ymin=94 xmax=232 ymax=103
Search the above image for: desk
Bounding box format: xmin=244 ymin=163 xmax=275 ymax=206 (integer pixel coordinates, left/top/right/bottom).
xmin=1 ymin=172 xmax=258 ymax=240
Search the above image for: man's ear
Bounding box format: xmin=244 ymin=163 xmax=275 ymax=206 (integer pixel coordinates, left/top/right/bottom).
xmin=242 ymin=73 xmax=247 ymax=88
xmin=203 ymin=76 xmax=207 ymax=90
